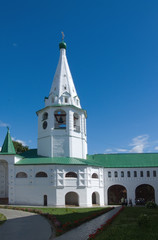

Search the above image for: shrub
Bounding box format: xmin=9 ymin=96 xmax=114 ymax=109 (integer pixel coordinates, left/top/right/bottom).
xmin=137 ymin=214 xmax=150 ymax=227
xmin=146 ymin=201 xmax=157 ymax=209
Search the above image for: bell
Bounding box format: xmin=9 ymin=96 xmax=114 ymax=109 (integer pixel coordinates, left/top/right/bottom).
xmin=58 ymin=116 xmax=64 ymax=123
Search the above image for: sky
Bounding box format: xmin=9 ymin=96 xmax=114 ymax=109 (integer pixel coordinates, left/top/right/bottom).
xmin=0 ymin=0 xmax=158 ymax=154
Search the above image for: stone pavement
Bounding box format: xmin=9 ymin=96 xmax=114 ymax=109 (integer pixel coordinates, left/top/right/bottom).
xmin=54 ymin=206 xmax=122 ymax=240
xmin=0 ymin=208 xmax=52 ymax=240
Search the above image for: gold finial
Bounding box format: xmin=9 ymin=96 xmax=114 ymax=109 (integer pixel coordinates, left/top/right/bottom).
xmin=61 ymin=31 xmax=65 ymax=41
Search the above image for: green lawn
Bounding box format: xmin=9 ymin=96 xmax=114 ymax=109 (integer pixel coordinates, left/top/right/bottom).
xmin=94 ymin=207 xmax=158 ymax=240
xmin=30 ymin=207 xmax=107 ymax=224
xmin=0 ymin=213 xmax=6 ymax=225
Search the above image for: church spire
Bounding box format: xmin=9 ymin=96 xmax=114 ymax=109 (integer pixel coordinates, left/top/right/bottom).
xmin=45 ymin=36 xmax=81 ymax=108
xmin=1 ymin=128 xmax=16 ymax=154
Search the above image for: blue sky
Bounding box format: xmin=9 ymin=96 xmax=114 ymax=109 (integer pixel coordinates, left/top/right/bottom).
xmin=0 ymin=0 xmax=158 ymax=154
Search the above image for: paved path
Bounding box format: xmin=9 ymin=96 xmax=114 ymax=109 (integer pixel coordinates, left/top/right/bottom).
xmin=0 ymin=208 xmax=52 ymax=240
xmin=54 ymin=206 xmax=122 ymax=240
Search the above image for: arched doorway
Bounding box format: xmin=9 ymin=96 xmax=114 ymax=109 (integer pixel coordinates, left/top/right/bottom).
xmin=135 ymin=184 xmax=155 ymax=205
xmin=44 ymin=195 xmax=47 ymax=206
xmin=108 ymin=185 xmax=127 ymax=205
xmin=92 ymin=192 xmax=100 ymax=205
xmin=65 ymin=192 xmax=79 ymax=206
xmin=0 ymin=160 xmax=8 ymax=204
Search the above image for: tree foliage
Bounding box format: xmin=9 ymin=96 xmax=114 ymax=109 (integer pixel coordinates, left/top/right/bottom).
xmin=13 ymin=141 xmax=29 ymax=154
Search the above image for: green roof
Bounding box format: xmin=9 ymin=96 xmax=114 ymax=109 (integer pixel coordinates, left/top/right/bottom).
xmin=87 ymin=153 xmax=158 ymax=168
xmin=14 ymin=149 xmax=158 ymax=168
xmin=1 ymin=129 xmax=16 ymax=154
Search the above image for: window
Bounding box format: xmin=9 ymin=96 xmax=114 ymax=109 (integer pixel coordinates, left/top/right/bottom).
xmin=16 ymin=172 xmax=27 ymax=178
xmin=74 ymin=113 xmax=80 ymax=132
xmin=127 ymin=171 xmax=130 ymax=177
xmin=147 ymin=171 xmax=150 ymax=177
xmin=92 ymin=173 xmax=98 ymax=178
xmin=54 ymin=109 xmax=66 ymax=129
xmin=114 ymin=171 xmax=118 ymax=177
xmin=43 ymin=121 xmax=47 ymax=129
xmin=121 ymin=171 xmax=124 ymax=177
xmin=65 ymin=97 xmax=68 ymax=103
xmin=140 ymin=171 xmax=143 ymax=177
xmin=153 ymin=170 xmax=157 ymax=177
xmin=65 ymin=172 xmax=77 ymax=178
xmin=52 ymin=97 xmax=54 ymax=103
xmin=36 ymin=172 xmax=48 ymax=177
xmin=42 ymin=112 xmax=48 ymax=121
xmin=134 ymin=171 xmax=137 ymax=177
xmin=108 ymin=171 xmax=111 ymax=178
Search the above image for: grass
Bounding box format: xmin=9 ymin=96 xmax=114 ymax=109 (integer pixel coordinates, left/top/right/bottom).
xmin=94 ymin=207 xmax=158 ymax=240
xmin=29 ymin=207 xmax=108 ymax=224
xmin=0 ymin=213 xmax=6 ymax=225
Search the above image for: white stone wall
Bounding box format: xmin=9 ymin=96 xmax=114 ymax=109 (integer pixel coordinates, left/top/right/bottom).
xmin=104 ymin=167 xmax=158 ymax=204
xmin=13 ymin=165 xmax=103 ymax=206
xmin=37 ymin=106 xmax=87 ymax=159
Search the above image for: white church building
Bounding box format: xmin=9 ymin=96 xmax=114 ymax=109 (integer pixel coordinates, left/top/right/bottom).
xmin=0 ymin=40 xmax=158 ymax=207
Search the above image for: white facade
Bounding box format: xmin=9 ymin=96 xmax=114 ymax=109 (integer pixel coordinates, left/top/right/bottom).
xmin=0 ymin=40 xmax=158 ymax=207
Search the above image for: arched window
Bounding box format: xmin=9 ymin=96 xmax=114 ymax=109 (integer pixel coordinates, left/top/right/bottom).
xmin=114 ymin=171 xmax=118 ymax=177
xmin=121 ymin=171 xmax=124 ymax=177
xmin=92 ymin=173 xmax=98 ymax=178
xmin=65 ymin=172 xmax=77 ymax=178
xmin=74 ymin=113 xmax=80 ymax=132
xmin=42 ymin=112 xmax=48 ymax=121
xmin=36 ymin=172 xmax=48 ymax=177
xmin=127 ymin=171 xmax=130 ymax=177
xmin=16 ymin=172 xmax=27 ymax=178
xmin=54 ymin=109 xmax=66 ymax=129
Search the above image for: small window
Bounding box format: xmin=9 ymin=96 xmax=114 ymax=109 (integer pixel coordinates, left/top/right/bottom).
xmin=52 ymin=97 xmax=54 ymax=103
xmin=65 ymin=97 xmax=68 ymax=103
xmin=108 ymin=171 xmax=111 ymax=178
xmin=134 ymin=171 xmax=137 ymax=177
xmin=147 ymin=171 xmax=150 ymax=177
xmin=127 ymin=171 xmax=130 ymax=177
xmin=42 ymin=112 xmax=48 ymax=121
xmin=153 ymin=170 xmax=157 ymax=177
xmin=140 ymin=171 xmax=143 ymax=177
xmin=92 ymin=173 xmax=98 ymax=178
xmin=74 ymin=113 xmax=80 ymax=132
xmin=16 ymin=172 xmax=27 ymax=178
xmin=36 ymin=172 xmax=48 ymax=177
xmin=121 ymin=171 xmax=124 ymax=177
xmin=114 ymin=171 xmax=118 ymax=177
xmin=65 ymin=172 xmax=77 ymax=178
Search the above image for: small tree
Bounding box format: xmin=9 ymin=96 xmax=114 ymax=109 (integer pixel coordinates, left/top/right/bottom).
xmin=13 ymin=141 xmax=29 ymax=154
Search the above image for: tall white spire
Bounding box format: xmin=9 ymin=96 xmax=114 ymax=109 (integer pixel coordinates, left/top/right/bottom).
xmin=45 ymin=41 xmax=81 ymax=108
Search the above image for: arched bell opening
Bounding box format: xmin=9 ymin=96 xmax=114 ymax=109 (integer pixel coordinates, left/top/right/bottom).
xmin=54 ymin=109 xmax=66 ymax=129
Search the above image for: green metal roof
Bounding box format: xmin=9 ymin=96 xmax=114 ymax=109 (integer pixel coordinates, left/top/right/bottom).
xmin=87 ymin=153 xmax=158 ymax=168
xmin=14 ymin=149 xmax=158 ymax=168
xmin=1 ymin=129 xmax=16 ymax=154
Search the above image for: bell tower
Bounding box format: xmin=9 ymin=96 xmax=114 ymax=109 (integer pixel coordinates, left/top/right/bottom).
xmin=36 ymin=37 xmax=87 ymax=159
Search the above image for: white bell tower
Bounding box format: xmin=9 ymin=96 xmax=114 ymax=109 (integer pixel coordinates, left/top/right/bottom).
xmin=36 ymin=38 xmax=87 ymax=159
